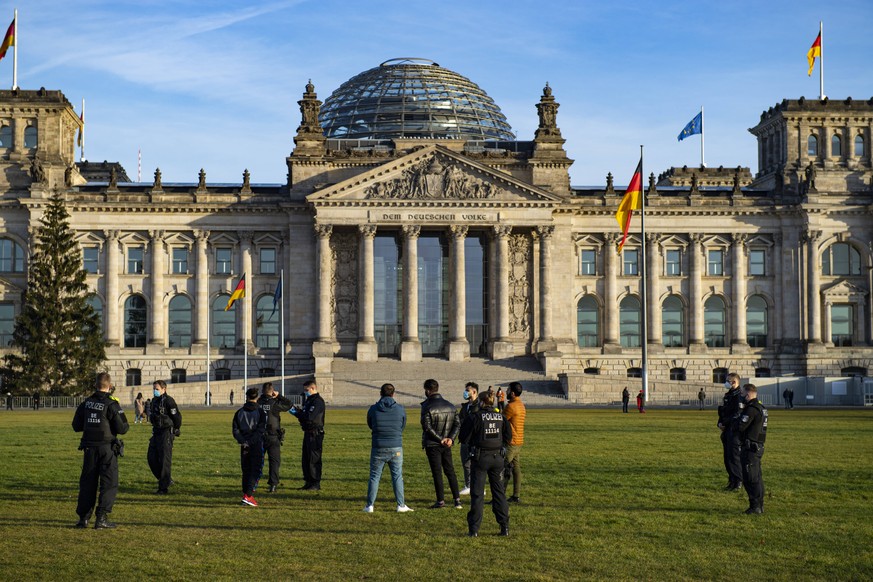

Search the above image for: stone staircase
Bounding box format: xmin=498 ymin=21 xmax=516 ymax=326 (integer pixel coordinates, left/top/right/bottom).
xmin=329 ymin=356 xmax=566 ymax=406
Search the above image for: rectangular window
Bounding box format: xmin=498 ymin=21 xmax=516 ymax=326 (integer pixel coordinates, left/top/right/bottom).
xmin=172 ymin=248 xmax=189 ymax=274
xmin=749 ymin=249 xmax=765 ymax=276
xmin=665 ymin=250 xmax=681 ymax=276
xmin=83 ymin=246 xmax=99 ymax=274
xmin=127 ymin=246 xmax=144 ymax=274
xmin=260 ymin=248 xmax=276 ymax=274
xmin=707 ymin=250 xmax=723 ymax=276
xmin=831 ymin=304 xmax=854 ymax=346
xmin=623 ymin=249 xmax=639 ymax=276
xmin=216 ymin=248 xmax=233 ymax=274
xmin=0 ymin=303 xmax=14 ymax=347
xmin=580 ymin=250 xmax=596 ymax=276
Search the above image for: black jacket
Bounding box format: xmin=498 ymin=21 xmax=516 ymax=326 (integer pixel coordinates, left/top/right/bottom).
xmin=72 ymin=391 xmax=129 ymax=447
xmin=232 ymin=401 xmax=267 ymax=446
xmin=258 ymin=393 xmax=293 ymax=435
xmin=296 ymin=393 xmax=325 ymax=432
xmin=737 ymin=399 xmax=768 ymax=444
xmin=458 ymin=400 xmax=480 ymax=444
xmin=717 ymin=388 xmax=744 ymax=429
xmin=420 ymin=394 xmax=460 ymax=448
xmin=459 ymin=408 xmax=512 ymax=451
xmin=150 ymin=393 xmax=182 ymax=433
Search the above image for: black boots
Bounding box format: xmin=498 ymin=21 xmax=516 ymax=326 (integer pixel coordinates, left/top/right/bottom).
xmin=94 ymin=514 xmax=117 ymax=529
xmin=75 ymin=518 xmax=88 ymax=529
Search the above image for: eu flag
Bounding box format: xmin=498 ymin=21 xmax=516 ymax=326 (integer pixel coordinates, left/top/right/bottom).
xmin=269 ymin=278 xmax=282 ymax=320
xmin=678 ymin=112 xmax=702 ymax=141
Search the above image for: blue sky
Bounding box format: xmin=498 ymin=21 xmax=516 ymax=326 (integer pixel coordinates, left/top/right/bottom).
xmin=9 ymin=0 xmax=873 ymax=186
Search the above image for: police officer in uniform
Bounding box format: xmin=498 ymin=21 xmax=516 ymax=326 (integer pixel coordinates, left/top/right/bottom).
xmin=737 ymin=384 xmax=768 ymax=514
xmin=716 ymin=372 xmax=744 ymax=491
xmin=291 ymin=379 xmax=325 ymax=490
xmin=257 ymin=381 xmax=293 ymax=493
xmin=459 ymin=390 xmax=512 ymax=537
xmin=148 ymin=379 xmax=182 ymax=494
xmin=72 ymin=372 xmax=129 ymax=529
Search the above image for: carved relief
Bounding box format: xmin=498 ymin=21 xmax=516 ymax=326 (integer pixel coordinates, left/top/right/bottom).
xmin=508 ymin=233 xmax=532 ymax=338
xmin=365 ymin=156 xmax=504 ymax=200
xmin=331 ymin=231 xmax=358 ymax=338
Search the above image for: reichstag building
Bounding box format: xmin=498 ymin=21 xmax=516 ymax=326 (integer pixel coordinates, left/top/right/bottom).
xmin=1 ymin=57 xmax=872 ymax=402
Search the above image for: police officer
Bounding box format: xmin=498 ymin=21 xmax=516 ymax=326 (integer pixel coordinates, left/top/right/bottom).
xmin=716 ymin=372 xmax=744 ymax=491
xmin=72 ymin=372 xmax=129 ymax=529
xmin=291 ymin=379 xmax=325 ymax=490
xmin=737 ymin=384 xmax=768 ymax=514
xmin=257 ymin=381 xmax=293 ymax=493
xmin=148 ymin=379 xmax=182 ymax=494
xmin=459 ymin=390 xmax=512 ymax=537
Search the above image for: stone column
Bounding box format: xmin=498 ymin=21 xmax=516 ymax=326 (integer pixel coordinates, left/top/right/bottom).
xmin=491 ymin=225 xmax=514 ymax=359
xmin=401 ymin=225 xmax=421 ymax=361
xmin=193 ymin=230 xmax=209 ymax=350
xmin=732 ymin=234 xmax=748 ymax=351
xmin=239 ymin=231 xmax=254 ymax=350
xmin=314 ymin=225 xmax=333 ymax=343
xmin=448 ymin=225 xmax=470 ymax=361
xmin=148 ymin=230 xmax=166 ymax=350
xmin=104 ymin=230 xmax=120 ymax=347
xmin=689 ymin=234 xmax=705 ymax=351
xmin=646 ymin=233 xmax=662 ymax=349
xmin=536 ymin=225 xmax=556 ymax=351
xmin=806 ymin=230 xmax=823 ymax=345
xmin=603 ymin=232 xmax=620 ymax=351
xmin=824 ymin=301 xmax=833 ymax=345
xmin=773 ymin=233 xmax=784 ymax=349
xmin=356 ymin=225 xmax=378 ymax=361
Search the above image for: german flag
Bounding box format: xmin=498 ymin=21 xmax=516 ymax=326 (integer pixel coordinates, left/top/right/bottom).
xmin=224 ymin=274 xmax=245 ymax=311
xmin=0 ymin=18 xmax=14 ymax=62
xmin=807 ymin=32 xmax=821 ymax=76
xmin=615 ymin=159 xmax=643 ymax=253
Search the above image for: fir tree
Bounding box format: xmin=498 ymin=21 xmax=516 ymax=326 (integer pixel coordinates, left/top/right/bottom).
xmin=5 ymin=193 xmax=105 ymax=395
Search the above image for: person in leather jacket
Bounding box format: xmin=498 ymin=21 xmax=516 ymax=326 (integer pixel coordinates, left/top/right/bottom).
xmin=420 ymin=379 xmax=462 ymax=509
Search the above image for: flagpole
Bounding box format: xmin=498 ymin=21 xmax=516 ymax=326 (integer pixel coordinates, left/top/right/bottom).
xmin=816 ymin=20 xmax=824 ymax=101
xmin=280 ymin=268 xmax=285 ymax=397
xmin=244 ymin=280 xmax=248 ymax=391
xmin=639 ymin=144 xmax=649 ymax=403
xmin=700 ymin=106 xmax=705 ymax=167
xmin=206 ymin=292 xmax=211 ymax=406
xmin=11 ymin=8 xmax=17 ymax=90
xmin=80 ymin=98 xmax=86 ymax=162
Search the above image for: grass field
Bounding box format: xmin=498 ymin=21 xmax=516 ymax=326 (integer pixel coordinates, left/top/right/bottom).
xmin=0 ymin=406 xmax=871 ymax=581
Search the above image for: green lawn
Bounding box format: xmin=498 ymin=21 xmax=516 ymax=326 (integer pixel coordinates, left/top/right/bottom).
xmin=0 ymin=407 xmax=871 ymax=581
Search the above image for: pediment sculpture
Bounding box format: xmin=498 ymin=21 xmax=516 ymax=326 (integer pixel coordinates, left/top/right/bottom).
xmin=364 ymin=157 xmax=505 ymax=200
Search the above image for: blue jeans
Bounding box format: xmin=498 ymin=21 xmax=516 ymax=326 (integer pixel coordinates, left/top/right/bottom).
xmin=366 ymin=447 xmax=405 ymax=507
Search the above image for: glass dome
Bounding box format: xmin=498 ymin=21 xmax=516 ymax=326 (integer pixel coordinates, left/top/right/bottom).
xmin=319 ymin=58 xmax=514 ymax=141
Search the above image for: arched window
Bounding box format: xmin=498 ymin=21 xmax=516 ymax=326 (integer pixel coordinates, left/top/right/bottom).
xmin=212 ymin=294 xmax=236 ymax=348
xmin=841 ymin=366 xmax=866 ymax=377
xmin=168 ymin=295 xmax=192 ymax=348
xmin=215 ymin=368 xmax=231 ymax=381
xmin=704 ymin=296 xmax=726 ymax=347
xmin=256 ymin=295 xmax=279 ymax=349
xmin=124 ymin=295 xmax=147 ymax=348
xmin=0 ymin=125 xmax=11 ymax=148
xmin=822 ymin=243 xmax=861 ymax=276
xmin=712 ymin=368 xmax=728 ymax=384
xmin=125 ymin=368 xmax=142 ymax=386
xmin=170 ymin=368 xmax=187 ymax=384
xmin=0 ymin=302 xmax=14 ymax=347
xmin=832 ymin=134 xmax=841 ymax=157
xmin=662 ymin=295 xmax=684 ymax=347
xmin=23 ymin=125 xmax=37 ymax=149
xmin=86 ymin=294 xmax=103 ymax=329
xmin=576 ymin=296 xmax=599 ymax=347
xmin=0 ymin=238 xmax=24 ymax=272
xmin=807 ymin=134 xmax=818 ymax=156
xmin=620 ymin=296 xmax=641 ymax=348
xmin=746 ymin=295 xmax=768 ymax=348
xmin=669 ymin=367 xmax=686 ymax=381
xmin=855 ymin=135 xmax=865 ymax=157
xmin=259 ymin=367 xmax=275 ymax=378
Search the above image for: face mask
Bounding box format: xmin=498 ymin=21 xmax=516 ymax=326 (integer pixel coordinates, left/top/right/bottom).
xmin=463 ymin=390 xmax=470 ymax=400
xmin=724 ymin=382 xmax=732 ymax=390
xmin=153 ymin=389 xmax=161 ymax=398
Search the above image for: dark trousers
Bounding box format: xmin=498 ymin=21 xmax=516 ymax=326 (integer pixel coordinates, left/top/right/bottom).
xmin=460 ymin=443 xmax=472 ymax=488
xmin=425 ymin=445 xmax=459 ymax=502
xmin=264 ymin=434 xmax=282 ymax=487
xmin=622 ymin=400 xmax=629 ymax=413
xmin=147 ymin=430 xmax=175 ymax=491
xmin=741 ymin=446 xmax=765 ymax=509
xmin=77 ymin=444 xmax=118 ymax=520
xmin=301 ymin=430 xmax=323 ymax=486
xmin=240 ymin=441 xmax=264 ymax=496
xmin=467 ymin=450 xmax=509 ymax=534
xmin=721 ymin=428 xmax=743 ymax=486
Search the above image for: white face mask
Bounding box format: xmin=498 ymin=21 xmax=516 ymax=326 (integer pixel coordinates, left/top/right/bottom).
xmin=724 ymin=381 xmax=732 ymax=390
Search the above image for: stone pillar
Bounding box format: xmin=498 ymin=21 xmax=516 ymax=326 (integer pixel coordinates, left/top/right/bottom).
xmin=732 ymin=234 xmax=748 ymax=351
xmin=448 ymin=225 xmax=470 ymax=361
xmin=806 ymin=230 xmax=823 ymax=345
xmin=646 ymin=233 xmax=662 ymax=349
xmin=491 ymin=225 xmax=514 ymax=359
xmin=488 ymin=230 xmax=497 ymax=343
xmin=104 ymin=230 xmax=120 ymax=347
xmin=148 ymin=230 xmax=166 ymax=350
xmin=400 ymin=225 xmax=421 ymax=362
xmin=239 ymin=231 xmax=254 ymax=350
xmin=773 ymin=233 xmax=784 ymax=348
xmin=824 ymin=301 xmax=833 ymax=345
xmin=314 ymin=225 xmax=333 ymax=343
xmin=603 ymin=232 xmax=620 ymax=352
xmin=193 ymin=230 xmax=209 ymax=350
xmin=689 ymin=234 xmax=705 ymax=351
xmin=536 ymin=225 xmax=556 ymax=351
xmin=356 ymin=225 xmax=378 ymax=361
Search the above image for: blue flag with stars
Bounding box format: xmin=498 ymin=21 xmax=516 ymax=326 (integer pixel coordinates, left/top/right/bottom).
xmin=678 ymin=111 xmax=702 ymax=141
xmin=269 ymin=277 xmax=282 ymax=320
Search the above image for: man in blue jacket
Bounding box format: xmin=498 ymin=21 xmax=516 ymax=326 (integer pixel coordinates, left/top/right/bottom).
xmin=363 ymin=383 xmax=413 ymax=513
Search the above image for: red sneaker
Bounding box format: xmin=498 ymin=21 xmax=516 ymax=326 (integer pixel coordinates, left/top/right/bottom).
xmin=242 ymin=494 xmax=258 ymax=507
